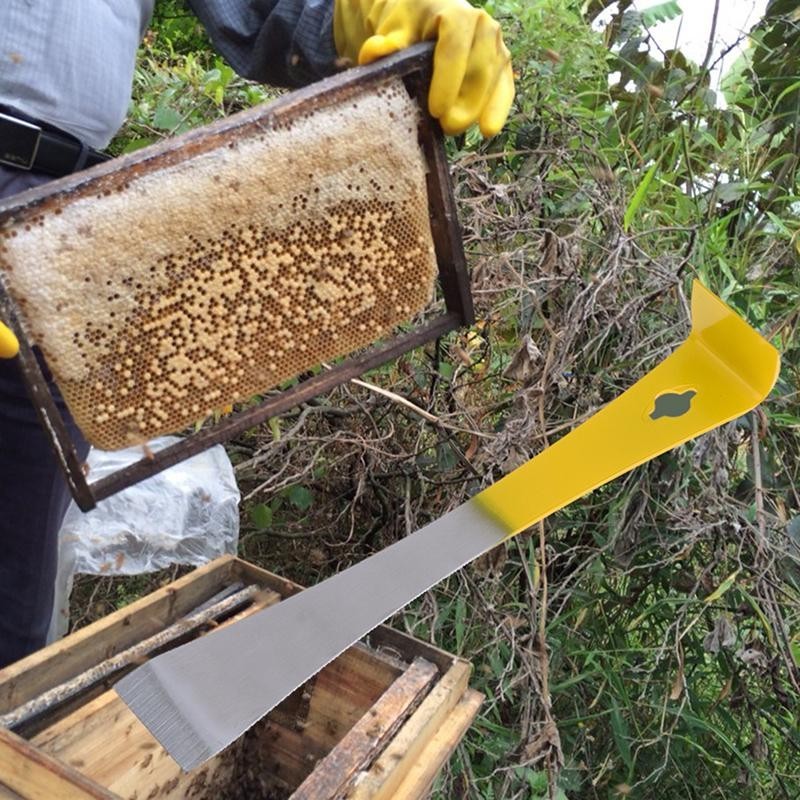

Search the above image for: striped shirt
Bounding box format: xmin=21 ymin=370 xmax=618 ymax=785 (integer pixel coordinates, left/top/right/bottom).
xmin=0 ymin=0 xmax=336 ymax=150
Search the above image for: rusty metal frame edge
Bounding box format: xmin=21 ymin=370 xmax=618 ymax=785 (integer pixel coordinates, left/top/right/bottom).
xmin=0 ymin=43 xmax=472 ymax=511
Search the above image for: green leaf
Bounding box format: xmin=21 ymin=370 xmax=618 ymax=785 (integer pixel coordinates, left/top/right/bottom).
xmin=120 ymin=137 xmax=157 ymax=154
xmin=670 ymin=710 xmax=756 ymax=774
xmin=739 ymin=587 xmax=776 ymax=646
xmin=610 ymin=703 xmax=633 ymax=771
xmin=623 ymin=161 xmax=659 ymax=231
xmin=250 ymin=503 xmax=273 ymax=530
xmin=288 ymin=485 xmax=314 ymax=512
xmin=152 ymin=105 xmax=183 ymax=131
xmin=775 ymin=78 xmax=800 ymax=105
xmin=640 ymin=0 xmax=683 ymax=28
xmin=704 ymin=568 xmax=740 ymax=604
xmin=455 ymin=595 xmax=467 ymax=653
xmin=268 ymin=417 xmax=281 ymax=442
xmin=437 ymin=442 xmax=458 ymax=470
xmin=715 ymin=181 xmax=751 ymax=203
xmin=524 ymin=768 xmax=549 ymax=794
xmin=477 ymin=720 xmax=518 ymax=759
xmin=439 ymin=361 xmax=454 ymax=380
xmin=770 ymin=412 xmax=800 ymax=427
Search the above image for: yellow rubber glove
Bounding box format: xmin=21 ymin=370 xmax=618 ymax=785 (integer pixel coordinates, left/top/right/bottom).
xmin=334 ymin=0 xmax=514 ymax=137
xmin=0 ymin=321 xmax=18 ymax=358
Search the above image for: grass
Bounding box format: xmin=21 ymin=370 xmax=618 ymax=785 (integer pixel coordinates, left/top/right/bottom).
xmin=70 ymin=1 xmax=799 ymax=797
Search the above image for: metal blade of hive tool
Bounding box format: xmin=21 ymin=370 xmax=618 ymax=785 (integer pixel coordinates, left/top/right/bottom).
xmin=115 ymin=281 xmax=780 ymax=771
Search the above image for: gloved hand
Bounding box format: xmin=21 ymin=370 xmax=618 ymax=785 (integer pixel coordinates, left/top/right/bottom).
xmin=334 ymin=0 xmax=514 ymax=137
xmin=0 ymin=321 xmax=19 ymax=358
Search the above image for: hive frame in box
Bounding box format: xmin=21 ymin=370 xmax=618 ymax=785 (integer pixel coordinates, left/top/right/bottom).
xmin=0 ymin=556 xmax=482 ymax=798
xmin=0 ymin=44 xmax=472 ymax=511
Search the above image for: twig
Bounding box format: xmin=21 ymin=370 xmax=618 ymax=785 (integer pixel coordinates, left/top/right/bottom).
xmin=350 ymin=377 xmax=494 ymax=439
xmin=350 ymin=378 xmax=439 ymax=422
xmin=700 ymin=0 xmax=721 ymax=75
xmin=751 ymin=410 xmax=767 ymax=558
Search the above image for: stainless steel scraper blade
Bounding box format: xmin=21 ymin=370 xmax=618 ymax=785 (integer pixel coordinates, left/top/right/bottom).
xmin=117 ymin=502 xmax=504 ymax=769
xmin=115 ymin=281 xmax=780 ymax=770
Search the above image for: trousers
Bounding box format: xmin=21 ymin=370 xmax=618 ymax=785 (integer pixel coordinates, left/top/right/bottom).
xmin=0 ymin=166 xmax=89 ymax=668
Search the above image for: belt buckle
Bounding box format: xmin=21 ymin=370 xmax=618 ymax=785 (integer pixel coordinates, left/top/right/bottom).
xmin=0 ymin=112 xmax=41 ymax=170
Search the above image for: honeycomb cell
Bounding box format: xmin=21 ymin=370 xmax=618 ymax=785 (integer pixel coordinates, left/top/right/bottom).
xmin=0 ymin=79 xmax=437 ymax=450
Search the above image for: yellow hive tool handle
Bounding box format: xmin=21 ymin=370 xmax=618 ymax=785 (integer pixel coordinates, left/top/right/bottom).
xmin=0 ymin=321 xmax=18 ymax=358
xmin=475 ymin=280 xmax=781 ymax=537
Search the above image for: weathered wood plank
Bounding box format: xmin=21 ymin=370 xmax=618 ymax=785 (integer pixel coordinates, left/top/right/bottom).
xmin=348 ymin=660 xmax=473 ymax=800
xmin=29 ymin=589 xmax=282 ymax=799
xmin=35 ymin=687 xmax=236 ymax=800
xmin=0 ymin=585 xmax=261 ymax=730
xmin=305 ymin=643 xmax=402 ymax=748
xmin=242 ymin=642 xmax=403 ymax=789
xmin=29 ymin=588 xmax=281 ymax=755
xmin=0 ymin=555 xmax=238 ymax=713
xmin=0 ymin=727 xmax=114 ymax=800
xmin=291 ymin=658 xmax=438 ymax=800
xmin=392 ymin=688 xmax=483 ymax=800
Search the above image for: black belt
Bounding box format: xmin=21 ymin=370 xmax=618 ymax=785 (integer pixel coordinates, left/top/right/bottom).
xmin=0 ymin=105 xmax=110 ymax=177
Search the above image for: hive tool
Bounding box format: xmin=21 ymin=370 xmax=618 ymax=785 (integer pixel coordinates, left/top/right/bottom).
xmin=116 ymin=281 xmax=780 ymax=770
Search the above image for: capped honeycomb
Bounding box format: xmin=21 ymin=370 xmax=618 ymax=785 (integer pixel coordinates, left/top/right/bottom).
xmin=0 ymin=79 xmax=437 ymax=450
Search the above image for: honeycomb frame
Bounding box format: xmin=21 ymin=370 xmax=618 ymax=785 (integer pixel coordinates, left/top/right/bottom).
xmin=0 ymin=44 xmax=472 ymax=510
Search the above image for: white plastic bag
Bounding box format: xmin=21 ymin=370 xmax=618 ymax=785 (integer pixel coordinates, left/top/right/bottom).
xmin=50 ymin=437 xmax=240 ymax=638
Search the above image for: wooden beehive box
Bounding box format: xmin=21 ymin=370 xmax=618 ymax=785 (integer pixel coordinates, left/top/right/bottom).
xmin=0 ymin=556 xmax=482 ymax=799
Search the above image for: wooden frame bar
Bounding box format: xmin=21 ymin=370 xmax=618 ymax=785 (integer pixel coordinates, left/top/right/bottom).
xmin=291 ymin=658 xmax=438 ymax=799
